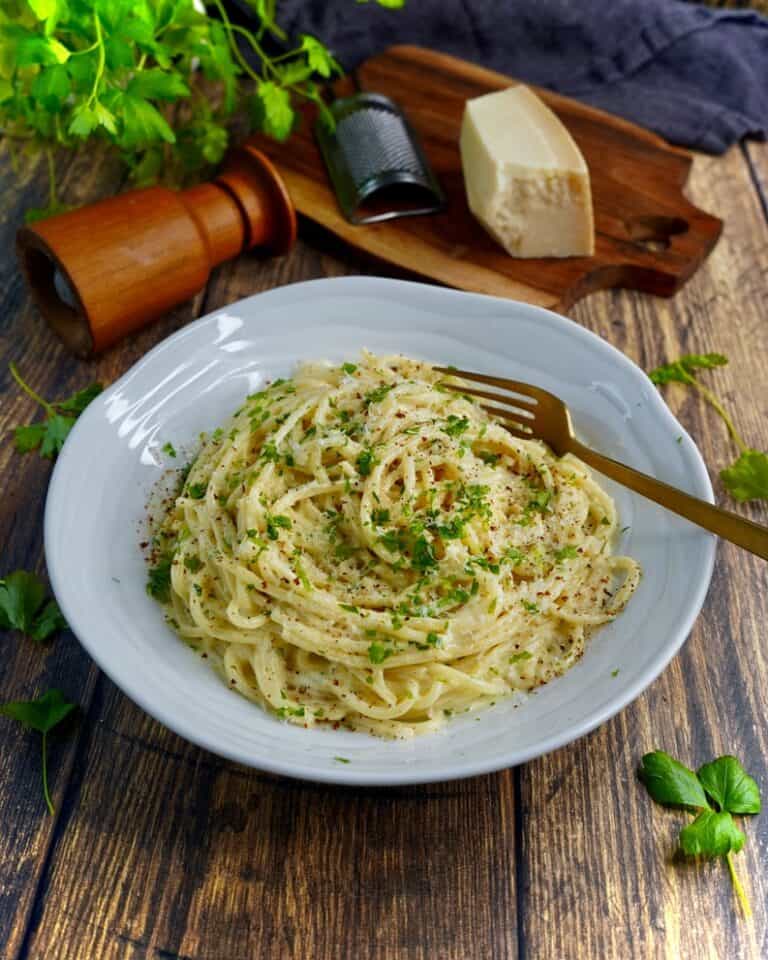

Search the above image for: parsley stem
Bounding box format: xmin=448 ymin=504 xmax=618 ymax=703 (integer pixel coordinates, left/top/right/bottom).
xmin=41 ymin=730 xmax=54 ymax=816
xmin=689 ymin=378 xmax=748 ymax=453
xmin=726 ymin=852 xmax=751 ymax=917
xmin=9 ymin=363 xmax=55 ymax=416
xmin=45 ymin=147 xmax=56 ymax=210
xmin=86 ymin=13 xmax=106 ymax=107
xmin=209 ymin=0 xmax=268 ymax=84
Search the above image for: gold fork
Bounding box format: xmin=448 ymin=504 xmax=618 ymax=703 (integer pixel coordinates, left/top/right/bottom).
xmin=434 ymin=366 xmax=768 ymax=561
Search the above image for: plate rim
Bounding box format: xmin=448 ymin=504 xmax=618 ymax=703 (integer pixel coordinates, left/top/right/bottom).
xmin=45 ymin=276 xmax=717 ymax=785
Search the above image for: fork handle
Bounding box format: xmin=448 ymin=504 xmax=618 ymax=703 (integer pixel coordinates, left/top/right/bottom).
xmin=567 ymin=439 xmax=768 ymax=560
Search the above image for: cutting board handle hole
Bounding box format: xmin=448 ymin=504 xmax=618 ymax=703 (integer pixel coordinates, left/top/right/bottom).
xmin=626 ymin=215 xmax=689 ymax=251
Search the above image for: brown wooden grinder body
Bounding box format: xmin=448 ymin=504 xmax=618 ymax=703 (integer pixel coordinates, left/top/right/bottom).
xmin=16 ymin=144 xmax=296 ymax=356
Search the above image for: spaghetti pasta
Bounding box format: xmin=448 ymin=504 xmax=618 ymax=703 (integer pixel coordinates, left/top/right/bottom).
xmin=150 ymin=353 xmax=640 ymax=738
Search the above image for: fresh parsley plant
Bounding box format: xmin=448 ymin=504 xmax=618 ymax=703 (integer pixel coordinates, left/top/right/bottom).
xmin=0 ymin=688 xmax=77 ymax=814
xmin=648 ymin=353 xmax=768 ymax=502
xmin=0 ymin=569 xmax=67 ymax=641
xmin=10 ymin=363 xmax=102 ymax=459
xmin=1 ymin=0 xmax=403 ymax=220
xmin=639 ymin=750 xmax=761 ymax=915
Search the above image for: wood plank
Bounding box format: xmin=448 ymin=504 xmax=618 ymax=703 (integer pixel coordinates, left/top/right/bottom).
xmin=520 ymin=143 xmax=768 ymax=960
xmin=0 ymin=142 xmax=125 ymax=960
xmin=18 ymin=241 xmax=520 ymax=960
xmin=249 ymin=44 xmax=722 ymax=311
xmin=0 ymin=141 xmax=207 ymax=958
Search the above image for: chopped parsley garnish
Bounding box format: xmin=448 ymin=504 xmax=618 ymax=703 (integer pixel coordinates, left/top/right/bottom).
xmin=554 ymin=545 xmax=579 ymax=562
xmin=509 ymin=651 xmax=533 ymax=664
xmin=341 ymin=362 xmax=357 ymax=375
xmin=260 ymin=441 xmax=281 ymax=463
xmin=183 ymin=554 xmax=202 ymax=573
xmin=371 ymin=508 xmax=390 ymax=525
xmin=411 ymin=535 xmax=438 ymax=572
xmin=426 ymin=632 xmax=442 ymax=647
xmin=266 ymin=514 xmax=292 ymax=540
xmin=442 ymin=415 xmax=470 ymax=438
xmin=162 ymin=442 xmax=177 ymax=458
xmin=276 ymin=705 xmax=305 ymax=719
xmin=521 ymin=600 xmax=539 ymax=614
xmin=368 ymin=641 xmax=393 ymax=664
xmin=364 ymin=384 xmax=393 ymax=407
xmin=186 ymin=482 xmax=207 ymax=500
xmin=146 ymin=552 xmax=174 ymax=602
xmin=339 ymin=603 xmax=359 ymax=614
xmin=356 ymin=449 xmax=376 ymax=476
xmin=478 ymin=451 xmax=501 ymax=466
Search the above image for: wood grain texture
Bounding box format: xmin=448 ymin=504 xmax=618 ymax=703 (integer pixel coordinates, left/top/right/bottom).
xmin=248 ymin=45 xmax=722 ymax=310
xmin=0 ymin=138 xmax=767 ymax=960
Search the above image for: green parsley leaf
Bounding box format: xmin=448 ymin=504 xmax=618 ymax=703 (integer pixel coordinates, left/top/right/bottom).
xmin=638 ymin=751 xmax=709 ymax=809
xmin=255 ymin=81 xmax=294 ymax=140
xmin=697 ymin=756 xmax=761 ymax=815
xmin=300 ymin=34 xmax=342 ymax=78
xmin=442 ymin=415 xmax=470 ymax=438
xmin=0 ymin=570 xmax=67 ymax=641
xmin=334 ymin=756 xmax=351 ymax=763
xmin=720 ymin=450 xmax=768 ymax=502
xmin=186 ymin=482 xmax=207 ymax=500
xmin=356 ymin=449 xmax=376 ymax=476
xmin=648 ymin=354 xmax=727 ymax=385
xmin=162 ymin=442 xmax=177 ymax=458
xmin=478 ymin=451 xmax=501 ymax=466
xmin=679 ymin=809 xmax=745 ymax=858
xmin=0 ymin=688 xmax=77 ymax=814
xmin=146 ymin=552 xmax=174 ymax=603
xmin=363 ymin=384 xmax=393 ymax=407
xmin=183 ymin=555 xmax=202 ymax=573
xmin=266 ymin=514 xmax=292 ymax=540
xmin=509 ymin=651 xmax=533 ymax=664
xmin=521 ymin=600 xmax=538 ymax=614
xmin=426 ymin=632 xmax=442 ymax=647
xmin=368 ymin=641 xmax=393 ymax=664
xmin=371 ymin=508 xmax=390 ymax=525
xmin=639 ymin=749 xmax=761 ymax=916
xmin=411 ymin=535 xmax=438 ymax=572
xmin=554 ymin=545 xmax=579 ymax=562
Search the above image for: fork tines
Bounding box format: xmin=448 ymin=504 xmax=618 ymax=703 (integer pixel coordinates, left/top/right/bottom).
xmin=433 ymin=366 xmax=540 ymax=438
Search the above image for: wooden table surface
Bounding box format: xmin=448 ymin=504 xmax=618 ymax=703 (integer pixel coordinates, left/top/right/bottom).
xmin=1 ymin=136 xmax=767 ymax=960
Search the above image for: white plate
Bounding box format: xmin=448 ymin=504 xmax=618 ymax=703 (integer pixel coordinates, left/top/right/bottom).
xmin=45 ymin=278 xmax=716 ymax=785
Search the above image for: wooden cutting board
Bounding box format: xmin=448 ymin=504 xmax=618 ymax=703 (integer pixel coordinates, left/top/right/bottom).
xmin=251 ymin=45 xmax=722 ymax=311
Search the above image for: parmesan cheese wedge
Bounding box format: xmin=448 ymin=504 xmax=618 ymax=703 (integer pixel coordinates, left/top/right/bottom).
xmin=459 ymin=85 xmax=595 ymax=258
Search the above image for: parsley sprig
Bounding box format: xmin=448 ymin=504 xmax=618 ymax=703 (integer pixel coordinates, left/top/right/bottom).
xmin=639 ymin=750 xmax=761 ymax=916
xmin=648 ymin=353 xmax=768 ymax=502
xmin=10 ymin=364 xmax=102 ymax=459
xmin=0 ymin=689 xmax=77 ymax=814
xmin=2 ymin=0 xmax=402 ymax=220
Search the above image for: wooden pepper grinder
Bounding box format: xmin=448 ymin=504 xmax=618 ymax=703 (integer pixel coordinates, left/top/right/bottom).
xmin=16 ymin=144 xmax=296 ymax=357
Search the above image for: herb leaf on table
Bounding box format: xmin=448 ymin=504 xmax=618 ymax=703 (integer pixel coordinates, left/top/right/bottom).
xmin=0 ymin=689 xmax=77 ymax=815
xmin=639 ymin=750 xmax=761 ymax=916
xmin=648 ymin=353 xmax=768 ymax=501
xmin=0 ymin=569 xmax=67 ymax=641
xmin=10 ymin=364 xmax=102 ymax=460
